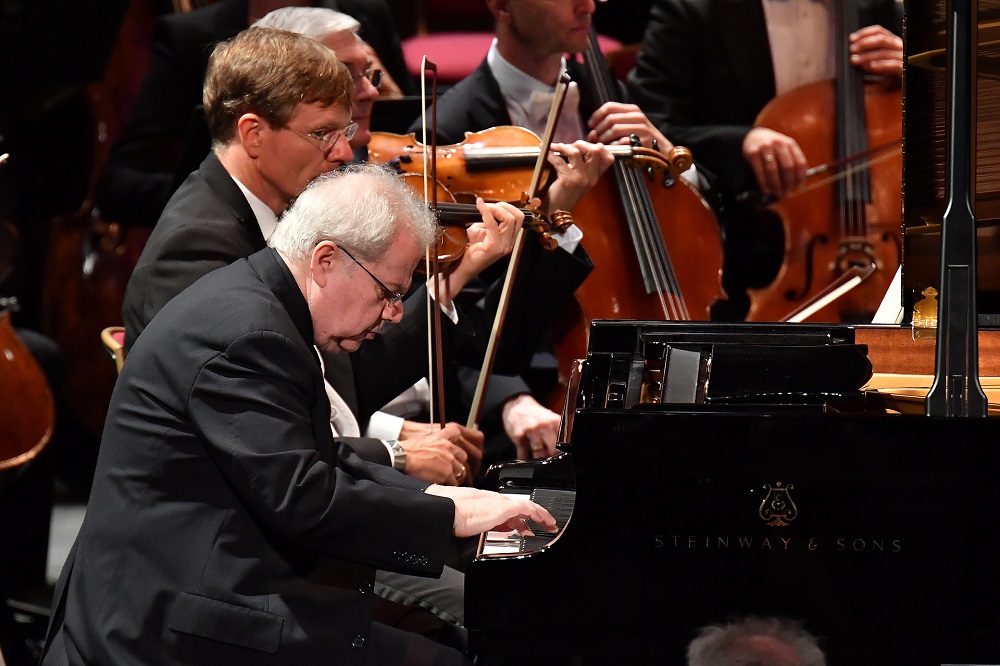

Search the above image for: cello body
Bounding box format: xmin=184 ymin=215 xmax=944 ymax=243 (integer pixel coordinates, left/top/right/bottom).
xmin=745 ymin=77 xmax=902 ymax=323
xmin=0 ymin=311 xmax=54 ymax=487
xmin=549 ymin=165 xmax=726 ymax=402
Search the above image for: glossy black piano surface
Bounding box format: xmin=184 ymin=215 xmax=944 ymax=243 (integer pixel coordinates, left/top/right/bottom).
xmin=465 ymin=321 xmax=1000 ymax=665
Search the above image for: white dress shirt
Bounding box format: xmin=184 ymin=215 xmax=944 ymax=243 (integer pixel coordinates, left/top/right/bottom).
xmin=762 ymin=0 xmax=835 ymax=96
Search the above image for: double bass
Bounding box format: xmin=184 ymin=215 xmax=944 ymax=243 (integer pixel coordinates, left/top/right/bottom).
xmin=745 ymin=0 xmax=902 ymax=323
xmin=544 ymin=27 xmax=726 ymax=407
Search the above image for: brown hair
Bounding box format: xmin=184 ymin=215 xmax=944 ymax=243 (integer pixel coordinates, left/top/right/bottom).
xmin=203 ymin=26 xmax=353 ymax=146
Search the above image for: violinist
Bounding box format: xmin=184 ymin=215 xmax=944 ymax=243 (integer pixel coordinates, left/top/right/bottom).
xmin=628 ymin=0 xmax=903 ymax=313
xmin=408 ymin=0 xmax=684 ymax=465
xmin=94 ymin=0 xmax=412 ymax=228
xmin=124 ymin=23 xmax=524 ymax=486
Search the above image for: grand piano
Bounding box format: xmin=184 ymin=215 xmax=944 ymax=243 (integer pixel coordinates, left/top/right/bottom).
xmin=464 ymin=1 xmax=1000 ymax=664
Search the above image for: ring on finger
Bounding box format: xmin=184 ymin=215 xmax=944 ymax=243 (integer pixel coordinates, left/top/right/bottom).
xmin=763 ymin=153 xmax=776 ymax=163
xmin=456 ymin=464 xmax=466 ymax=480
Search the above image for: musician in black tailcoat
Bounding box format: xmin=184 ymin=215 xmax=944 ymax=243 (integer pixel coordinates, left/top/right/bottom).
xmin=95 ymin=0 xmax=413 ymax=228
xmin=627 ymin=0 xmax=903 ymax=304
xmin=407 ymin=0 xmax=689 ymax=466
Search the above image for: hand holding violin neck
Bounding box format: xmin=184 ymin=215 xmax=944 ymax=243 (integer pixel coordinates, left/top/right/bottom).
xmin=433 ymin=201 xmax=572 ymax=252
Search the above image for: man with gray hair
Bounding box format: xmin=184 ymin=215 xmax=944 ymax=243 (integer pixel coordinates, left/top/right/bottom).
xmin=687 ymin=616 xmax=827 ymax=666
xmin=41 ymin=163 xmax=552 ymax=666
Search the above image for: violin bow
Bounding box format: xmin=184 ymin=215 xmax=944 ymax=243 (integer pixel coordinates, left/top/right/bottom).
xmin=465 ymin=66 xmax=573 ymax=430
xmin=420 ymin=56 xmax=448 ymax=430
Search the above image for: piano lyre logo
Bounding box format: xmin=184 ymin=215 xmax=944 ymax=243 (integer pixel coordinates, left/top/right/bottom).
xmin=759 ymin=482 xmax=798 ymax=527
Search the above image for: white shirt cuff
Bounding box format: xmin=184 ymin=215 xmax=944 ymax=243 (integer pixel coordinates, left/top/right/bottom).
xmin=425 ymin=280 xmax=460 ymax=324
xmin=366 ymin=411 xmax=405 ymax=440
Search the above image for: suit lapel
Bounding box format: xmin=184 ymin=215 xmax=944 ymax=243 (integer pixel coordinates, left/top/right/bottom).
xmin=198 ymin=152 xmax=267 ymax=252
xmin=469 ymin=59 xmax=515 ymax=131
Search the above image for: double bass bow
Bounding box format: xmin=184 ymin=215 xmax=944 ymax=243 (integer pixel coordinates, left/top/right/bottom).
xmin=744 ymin=0 xmax=903 ymax=323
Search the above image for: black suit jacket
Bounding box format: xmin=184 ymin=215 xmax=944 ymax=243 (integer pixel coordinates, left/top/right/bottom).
xmin=627 ymin=0 xmax=902 ymax=195
xmin=122 ymin=152 xmax=465 ymax=462
xmin=94 ymin=0 xmax=413 ymax=227
xmin=41 ymin=248 xmax=455 ymax=666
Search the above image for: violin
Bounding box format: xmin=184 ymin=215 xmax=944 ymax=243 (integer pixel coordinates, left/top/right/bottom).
xmin=370 ymin=126 xmax=696 ymax=205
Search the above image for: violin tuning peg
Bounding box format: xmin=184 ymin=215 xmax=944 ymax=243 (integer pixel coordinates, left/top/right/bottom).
xmin=538 ymin=233 xmax=559 ymax=251
xmin=524 ymin=196 xmax=543 ymax=213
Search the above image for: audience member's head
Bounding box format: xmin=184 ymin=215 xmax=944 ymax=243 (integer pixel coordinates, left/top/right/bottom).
xmin=687 ymin=616 xmax=826 ymax=666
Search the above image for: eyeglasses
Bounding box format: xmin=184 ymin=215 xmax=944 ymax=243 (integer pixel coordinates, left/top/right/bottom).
xmin=359 ymin=66 xmax=383 ymax=90
xmin=288 ymin=121 xmax=359 ymax=152
xmin=340 ymin=247 xmax=405 ymax=307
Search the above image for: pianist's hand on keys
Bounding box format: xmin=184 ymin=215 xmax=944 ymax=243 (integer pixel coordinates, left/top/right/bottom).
xmin=425 ymin=485 xmax=558 ymax=538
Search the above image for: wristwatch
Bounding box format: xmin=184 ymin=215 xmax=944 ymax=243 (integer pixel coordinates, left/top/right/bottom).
xmin=386 ymin=440 xmax=407 ymax=472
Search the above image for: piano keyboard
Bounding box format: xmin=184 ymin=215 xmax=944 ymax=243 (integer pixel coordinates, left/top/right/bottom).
xmin=480 ymin=487 xmax=575 ymax=556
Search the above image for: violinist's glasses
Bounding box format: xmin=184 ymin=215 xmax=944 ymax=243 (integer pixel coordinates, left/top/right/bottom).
xmin=340 ymin=247 xmax=405 ymax=307
xmin=287 ymin=121 xmax=359 ymax=152
xmin=361 ymin=67 xmax=383 ymax=90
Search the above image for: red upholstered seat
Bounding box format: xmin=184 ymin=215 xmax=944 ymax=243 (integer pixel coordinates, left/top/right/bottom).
xmin=402 ymin=32 xmax=625 ymax=85
xmin=101 ymin=326 xmax=126 ymax=374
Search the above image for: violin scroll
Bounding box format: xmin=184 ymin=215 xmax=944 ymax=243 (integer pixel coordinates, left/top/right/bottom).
xmin=518 ymin=195 xmax=573 ymax=252
xmin=665 ymin=146 xmax=694 ymax=179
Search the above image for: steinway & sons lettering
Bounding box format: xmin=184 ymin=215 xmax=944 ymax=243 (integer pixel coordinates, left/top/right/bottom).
xmin=652 ymin=535 xmax=902 ymax=553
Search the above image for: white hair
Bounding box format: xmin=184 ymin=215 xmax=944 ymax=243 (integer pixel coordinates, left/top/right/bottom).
xmin=253 ymin=6 xmax=361 ymax=41
xmin=269 ymin=163 xmax=437 ymax=262
xmin=687 ymin=616 xmax=826 ymax=666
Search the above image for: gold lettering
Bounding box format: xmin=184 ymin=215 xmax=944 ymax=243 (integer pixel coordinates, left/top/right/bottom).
xmin=872 ymin=539 xmax=884 ymax=552
xmin=738 ymin=536 xmax=753 ymax=548
xmin=688 ymin=536 xmax=698 ymax=549
xmin=808 ymin=538 xmax=818 ymax=551
xmin=781 ymin=537 xmax=791 ymax=550
xmin=835 ymin=538 xmax=846 ymax=551
xmin=761 ymin=538 xmax=772 ymax=549
xmin=654 ymin=535 xmax=663 ymax=548
xmin=671 ymin=536 xmax=681 ymax=547
xmin=852 ymin=538 xmax=866 ymax=552
xmin=717 ymin=536 xmax=729 ymax=549
xmin=892 ymin=540 xmax=902 ymax=553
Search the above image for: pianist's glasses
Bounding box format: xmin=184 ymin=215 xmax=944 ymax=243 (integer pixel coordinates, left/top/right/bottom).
xmin=340 ymin=247 xmax=405 ymax=307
